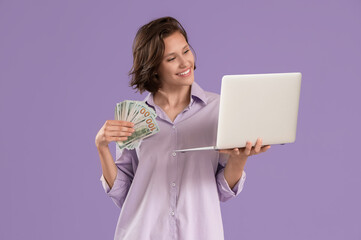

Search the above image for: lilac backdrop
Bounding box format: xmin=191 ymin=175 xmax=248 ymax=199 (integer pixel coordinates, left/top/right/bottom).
xmin=1 ymin=0 xmax=360 ymax=239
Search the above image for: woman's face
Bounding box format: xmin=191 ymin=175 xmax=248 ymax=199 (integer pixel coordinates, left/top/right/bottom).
xmin=157 ymin=31 xmax=195 ymax=90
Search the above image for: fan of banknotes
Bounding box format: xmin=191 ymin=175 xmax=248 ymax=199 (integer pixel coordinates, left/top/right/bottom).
xmin=114 ymin=100 xmax=160 ymax=150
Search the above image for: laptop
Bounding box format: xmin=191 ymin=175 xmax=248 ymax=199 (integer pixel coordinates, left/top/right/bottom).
xmin=175 ymin=72 xmax=302 ymax=152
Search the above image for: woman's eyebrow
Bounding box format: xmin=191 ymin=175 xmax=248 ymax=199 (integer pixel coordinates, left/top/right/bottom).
xmin=164 ymin=45 xmax=189 ymax=58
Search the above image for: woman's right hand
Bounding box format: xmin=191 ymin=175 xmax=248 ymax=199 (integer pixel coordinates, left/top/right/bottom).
xmin=95 ymin=120 xmax=135 ymax=149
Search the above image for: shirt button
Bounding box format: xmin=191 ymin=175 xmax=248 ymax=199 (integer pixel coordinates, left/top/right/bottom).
xmin=171 ymin=182 xmax=176 ymax=187
xmin=172 ymin=125 xmax=176 ymax=129
xmin=172 ymin=152 xmax=176 ymax=157
xmin=170 ymin=211 xmax=175 ymax=216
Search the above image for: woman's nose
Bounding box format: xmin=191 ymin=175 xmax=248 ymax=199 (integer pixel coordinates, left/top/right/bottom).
xmin=178 ymin=56 xmax=187 ymax=67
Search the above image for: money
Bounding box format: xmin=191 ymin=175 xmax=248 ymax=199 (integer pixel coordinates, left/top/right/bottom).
xmin=115 ymin=100 xmax=160 ymax=150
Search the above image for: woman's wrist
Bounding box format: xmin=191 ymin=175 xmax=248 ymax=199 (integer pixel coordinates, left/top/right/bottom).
xmin=97 ymin=144 xmax=109 ymax=153
xmin=224 ymin=158 xmax=245 ymax=189
xmin=228 ymin=155 xmax=247 ymax=169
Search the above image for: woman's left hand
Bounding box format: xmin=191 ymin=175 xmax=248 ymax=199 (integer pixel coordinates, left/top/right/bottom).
xmin=219 ymin=138 xmax=271 ymax=165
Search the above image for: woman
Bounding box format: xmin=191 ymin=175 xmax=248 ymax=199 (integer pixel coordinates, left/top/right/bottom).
xmin=95 ymin=16 xmax=270 ymax=240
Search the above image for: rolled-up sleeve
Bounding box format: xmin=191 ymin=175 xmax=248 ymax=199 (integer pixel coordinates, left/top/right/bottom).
xmin=216 ymin=153 xmax=247 ymax=202
xmin=99 ymin=147 xmax=137 ymax=208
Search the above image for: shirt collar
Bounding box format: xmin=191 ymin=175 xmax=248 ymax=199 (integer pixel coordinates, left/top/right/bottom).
xmin=144 ymin=82 xmax=208 ymax=108
xmin=190 ymin=82 xmax=207 ymax=105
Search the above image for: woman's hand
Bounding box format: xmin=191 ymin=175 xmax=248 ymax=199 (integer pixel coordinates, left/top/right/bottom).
xmin=95 ymin=120 xmax=134 ymax=149
xmin=219 ymin=138 xmax=271 ymax=165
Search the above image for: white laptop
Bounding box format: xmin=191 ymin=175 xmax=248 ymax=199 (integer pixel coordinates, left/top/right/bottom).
xmin=175 ymin=72 xmax=302 ymax=152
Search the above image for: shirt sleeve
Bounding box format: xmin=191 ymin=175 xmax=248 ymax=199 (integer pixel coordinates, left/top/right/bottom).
xmin=215 ymin=152 xmax=247 ymax=202
xmin=99 ymin=147 xmax=137 ymax=209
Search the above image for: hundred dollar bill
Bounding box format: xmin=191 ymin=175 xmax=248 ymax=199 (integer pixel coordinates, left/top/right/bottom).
xmin=114 ymin=100 xmax=160 ymax=150
xmin=116 ymin=116 xmax=159 ymax=150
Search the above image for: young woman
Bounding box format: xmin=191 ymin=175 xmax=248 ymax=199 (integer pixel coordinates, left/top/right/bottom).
xmin=95 ymin=16 xmax=270 ymax=240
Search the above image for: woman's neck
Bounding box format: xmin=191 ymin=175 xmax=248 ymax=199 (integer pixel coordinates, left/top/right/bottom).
xmin=153 ymin=85 xmax=192 ymax=122
xmin=154 ymin=85 xmax=191 ymax=108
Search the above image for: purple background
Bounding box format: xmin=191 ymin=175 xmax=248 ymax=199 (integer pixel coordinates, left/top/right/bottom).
xmin=1 ymin=0 xmax=360 ymax=239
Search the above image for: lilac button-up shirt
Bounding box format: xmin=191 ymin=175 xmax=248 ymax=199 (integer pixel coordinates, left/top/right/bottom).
xmin=100 ymin=82 xmax=246 ymax=240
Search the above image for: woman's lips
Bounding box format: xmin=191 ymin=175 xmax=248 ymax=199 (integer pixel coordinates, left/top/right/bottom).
xmin=177 ymin=68 xmax=191 ymax=77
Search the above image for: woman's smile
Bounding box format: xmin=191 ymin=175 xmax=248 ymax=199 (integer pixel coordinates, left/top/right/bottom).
xmin=177 ymin=68 xmax=191 ymax=77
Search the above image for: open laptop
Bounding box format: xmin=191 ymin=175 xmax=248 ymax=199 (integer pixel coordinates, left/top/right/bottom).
xmin=175 ymin=72 xmax=302 ymax=152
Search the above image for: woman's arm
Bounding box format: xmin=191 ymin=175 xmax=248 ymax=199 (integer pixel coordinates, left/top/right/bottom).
xmin=95 ymin=120 xmax=134 ymax=189
xmin=224 ymin=156 xmax=246 ymax=189
xmin=97 ymin=145 xmax=117 ymax=189
xmin=221 ymin=138 xmax=271 ymax=189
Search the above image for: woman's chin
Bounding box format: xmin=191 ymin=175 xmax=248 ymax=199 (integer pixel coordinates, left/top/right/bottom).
xmin=180 ymin=75 xmax=194 ymax=85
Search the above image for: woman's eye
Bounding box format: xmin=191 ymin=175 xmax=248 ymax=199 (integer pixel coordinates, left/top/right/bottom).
xmin=167 ymin=57 xmax=175 ymax=62
xmin=184 ymin=49 xmax=190 ymax=54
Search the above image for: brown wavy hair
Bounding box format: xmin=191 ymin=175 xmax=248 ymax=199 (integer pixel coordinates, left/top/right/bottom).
xmin=129 ymin=16 xmax=196 ymax=94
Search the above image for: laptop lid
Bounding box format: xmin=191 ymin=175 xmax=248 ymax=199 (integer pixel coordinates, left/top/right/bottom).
xmin=215 ymin=72 xmax=302 ymax=149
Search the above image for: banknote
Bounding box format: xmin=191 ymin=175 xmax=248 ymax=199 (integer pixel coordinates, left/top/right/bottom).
xmin=115 ymin=100 xmax=160 ymax=150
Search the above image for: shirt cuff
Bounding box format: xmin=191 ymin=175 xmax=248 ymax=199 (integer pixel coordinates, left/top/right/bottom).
xmin=99 ymin=170 xmax=131 ymax=200
xmin=217 ymin=169 xmax=246 ymax=202
xmin=230 ymin=170 xmax=246 ymax=194
xmin=100 ymin=174 xmax=111 ymax=193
